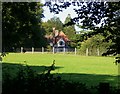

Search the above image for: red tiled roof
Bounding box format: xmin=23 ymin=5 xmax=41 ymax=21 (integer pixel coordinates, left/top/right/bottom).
xmin=45 ymin=28 xmax=70 ymax=44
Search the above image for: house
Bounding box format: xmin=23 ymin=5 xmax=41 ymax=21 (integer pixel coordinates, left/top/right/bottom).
xmin=46 ymin=27 xmax=70 ymax=52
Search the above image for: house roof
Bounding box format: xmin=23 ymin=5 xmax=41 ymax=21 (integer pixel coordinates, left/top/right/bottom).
xmin=59 ymin=31 xmax=66 ymax=37
xmin=57 ymin=31 xmax=70 ymax=42
xmin=45 ymin=28 xmax=70 ymax=44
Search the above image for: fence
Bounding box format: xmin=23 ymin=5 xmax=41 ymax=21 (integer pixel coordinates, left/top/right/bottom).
xmin=15 ymin=47 xmax=104 ymax=56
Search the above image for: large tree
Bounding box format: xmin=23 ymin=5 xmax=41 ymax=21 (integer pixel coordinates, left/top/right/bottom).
xmin=2 ymin=2 xmax=46 ymax=51
xmin=44 ymin=1 xmax=120 ymax=56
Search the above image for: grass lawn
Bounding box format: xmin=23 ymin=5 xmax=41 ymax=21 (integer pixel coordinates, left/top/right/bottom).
xmin=2 ymin=53 xmax=119 ymax=87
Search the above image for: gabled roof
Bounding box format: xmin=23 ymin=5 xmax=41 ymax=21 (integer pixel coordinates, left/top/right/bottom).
xmin=45 ymin=28 xmax=70 ymax=43
xmin=57 ymin=31 xmax=70 ymax=42
xmin=59 ymin=31 xmax=66 ymax=37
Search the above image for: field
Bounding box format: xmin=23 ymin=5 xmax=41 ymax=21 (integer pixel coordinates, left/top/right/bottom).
xmin=2 ymin=53 xmax=119 ymax=87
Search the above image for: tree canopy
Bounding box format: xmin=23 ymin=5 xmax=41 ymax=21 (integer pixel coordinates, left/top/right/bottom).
xmin=44 ymin=1 xmax=120 ymax=55
xmin=63 ymin=14 xmax=75 ymax=40
xmin=42 ymin=16 xmax=63 ymax=35
xmin=2 ymin=2 xmax=46 ymax=51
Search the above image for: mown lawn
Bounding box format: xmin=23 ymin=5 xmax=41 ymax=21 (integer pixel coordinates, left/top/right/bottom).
xmin=2 ymin=53 xmax=119 ymax=87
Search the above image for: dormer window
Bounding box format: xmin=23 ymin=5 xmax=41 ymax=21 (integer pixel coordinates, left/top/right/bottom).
xmin=57 ymin=38 xmax=65 ymax=47
xmin=59 ymin=41 xmax=64 ymax=45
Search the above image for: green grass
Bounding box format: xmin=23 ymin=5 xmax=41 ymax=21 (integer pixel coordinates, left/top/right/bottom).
xmin=2 ymin=53 xmax=119 ymax=87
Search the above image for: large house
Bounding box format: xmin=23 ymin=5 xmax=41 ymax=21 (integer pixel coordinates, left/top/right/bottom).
xmin=46 ymin=27 xmax=70 ymax=52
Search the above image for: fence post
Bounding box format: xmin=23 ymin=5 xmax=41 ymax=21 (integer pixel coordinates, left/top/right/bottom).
xmin=53 ymin=47 xmax=54 ymax=54
xmin=21 ymin=47 xmax=23 ymax=53
xmin=32 ymin=47 xmax=34 ymax=53
xmin=63 ymin=47 xmax=65 ymax=54
xmin=97 ymin=48 xmax=100 ymax=56
xmin=42 ymin=47 xmax=44 ymax=54
xmin=86 ymin=48 xmax=88 ymax=56
xmin=75 ymin=48 xmax=76 ymax=55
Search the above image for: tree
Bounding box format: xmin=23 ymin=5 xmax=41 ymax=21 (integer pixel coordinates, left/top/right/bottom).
xmin=44 ymin=1 xmax=120 ymax=55
xmin=63 ymin=14 xmax=76 ymax=48
xmin=2 ymin=2 xmax=46 ymax=51
xmin=80 ymin=34 xmax=112 ymax=56
xmin=42 ymin=16 xmax=63 ymax=35
xmin=63 ymin=14 xmax=76 ymax=40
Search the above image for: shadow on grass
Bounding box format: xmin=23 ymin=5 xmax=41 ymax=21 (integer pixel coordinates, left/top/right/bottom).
xmin=53 ymin=73 xmax=118 ymax=87
xmin=2 ymin=62 xmax=118 ymax=88
xmin=2 ymin=62 xmax=63 ymax=74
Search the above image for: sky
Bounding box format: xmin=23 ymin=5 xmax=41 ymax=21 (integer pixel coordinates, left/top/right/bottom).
xmin=42 ymin=5 xmax=77 ymax=23
xmin=41 ymin=1 xmax=82 ymax=31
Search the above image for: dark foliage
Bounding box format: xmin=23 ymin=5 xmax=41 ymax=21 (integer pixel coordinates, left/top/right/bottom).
xmin=2 ymin=2 xmax=47 ymax=52
xmin=2 ymin=63 xmax=120 ymax=94
xmin=2 ymin=63 xmax=90 ymax=94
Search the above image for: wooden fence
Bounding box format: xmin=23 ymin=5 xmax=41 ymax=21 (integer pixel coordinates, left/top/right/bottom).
xmin=17 ymin=47 xmax=102 ymax=56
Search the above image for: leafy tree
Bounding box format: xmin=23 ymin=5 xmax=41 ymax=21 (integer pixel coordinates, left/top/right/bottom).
xmin=80 ymin=34 xmax=112 ymax=56
xmin=63 ymin=14 xmax=76 ymax=48
xmin=42 ymin=17 xmax=63 ymax=35
xmin=2 ymin=2 xmax=46 ymax=51
xmin=72 ymin=33 xmax=87 ymax=49
xmin=63 ymin=14 xmax=76 ymax=40
xmin=44 ymin=1 xmax=120 ymax=55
